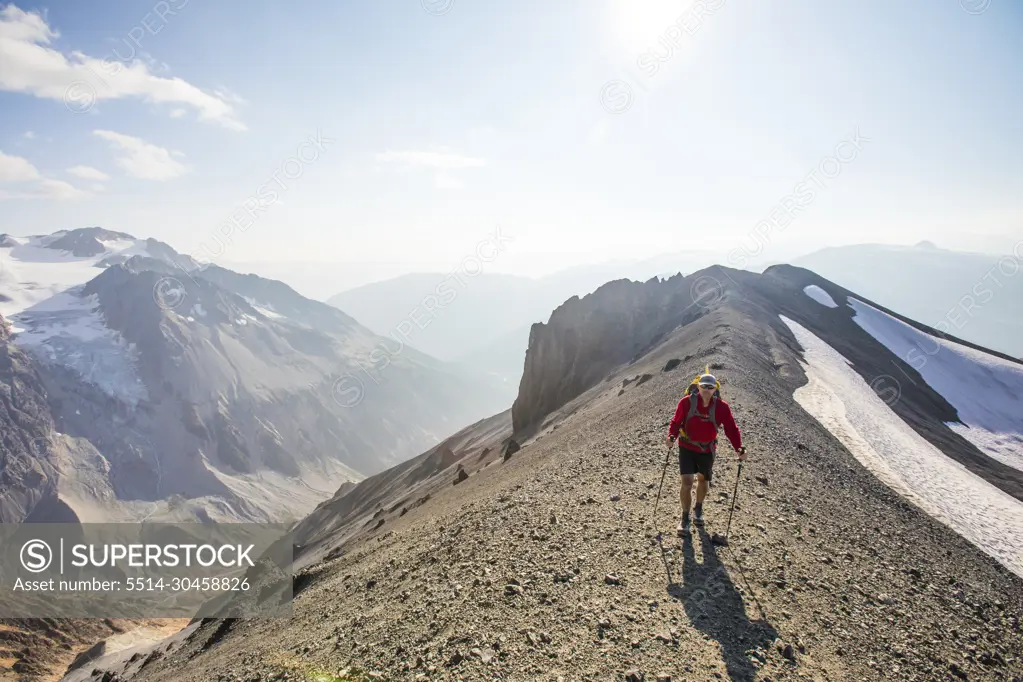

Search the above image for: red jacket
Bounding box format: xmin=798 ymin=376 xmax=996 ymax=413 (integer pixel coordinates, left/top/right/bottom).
xmin=669 ymin=395 xmax=743 ymax=452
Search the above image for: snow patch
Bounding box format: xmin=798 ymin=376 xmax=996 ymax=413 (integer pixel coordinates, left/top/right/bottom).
xmin=803 ymin=285 xmax=839 ymax=308
xmin=192 ymin=303 xmax=206 ymax=317
xmin=780 ymin=314 xmax=1023 ymax=579
xmin=12 ymin=289 xmax=149 ymax=405
xmin=243 ymin=297 xmax=283 ymax=320
xmin=254 ymin=305 xmax=282 ymax=320
xmin=848 ymin=298 xmax=1023 ymax=472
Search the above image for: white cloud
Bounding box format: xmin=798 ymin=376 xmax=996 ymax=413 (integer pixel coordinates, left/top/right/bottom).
xmin=376 ymin=150 xmax=487 ymax=170
xmin=169 ymin=108 xmax=186 ymax=118
xmin=91 ymin=183 xmax=105 ymax=192
xmin=65 ymin=166 xmax=110 ymax=183
xmin=22 ymin=130 xmax=35 ymax=139
xmin=67 ymin=165 xmax=110 ymax=181
xmin=93 ymin=130 xmax=187 ymax=180
xmin=0 ymin=149 xmax=40 ymax=181
xmin=0 ymin=152 xmax=87 ymax=200
xmin=37 ymin=178 xmax=87 ymax=199
xmin=0 ymin=5 xmax=246 ymax=131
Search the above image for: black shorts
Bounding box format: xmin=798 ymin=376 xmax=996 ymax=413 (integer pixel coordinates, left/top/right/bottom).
xmin=678 ymin=444 xmax=715 ymax=482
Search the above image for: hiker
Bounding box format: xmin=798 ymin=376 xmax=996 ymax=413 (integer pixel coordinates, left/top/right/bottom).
xmin=665 ymin=372 xmax=746 ymax=535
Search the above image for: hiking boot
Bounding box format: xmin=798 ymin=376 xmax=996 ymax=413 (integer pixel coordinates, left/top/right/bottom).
xmin=693 ymin=504 xmax=705 ymax=527
xmin=677 ymin=513 xmax=691 ymax=537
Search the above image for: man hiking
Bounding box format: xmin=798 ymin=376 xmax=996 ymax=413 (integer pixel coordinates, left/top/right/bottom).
xmin=665 ymin=372 xmax=746 ymax=535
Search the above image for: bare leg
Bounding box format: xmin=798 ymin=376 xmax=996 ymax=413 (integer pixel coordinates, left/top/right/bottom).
xmin=680 ymin=474 xmax=694 ymax=515
xmin=696 ymin=473 xmax=709 ymax=506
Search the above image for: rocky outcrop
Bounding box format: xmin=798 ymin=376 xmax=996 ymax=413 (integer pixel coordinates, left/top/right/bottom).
xmin=512 ymin=271 xmax=732 ymax=435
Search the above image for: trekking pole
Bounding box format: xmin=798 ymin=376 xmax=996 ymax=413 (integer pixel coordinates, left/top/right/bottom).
xmin=711 ymin=461 xmax=743 ymax=547
xmin=652 ymin=442 xmax=672 ymax=539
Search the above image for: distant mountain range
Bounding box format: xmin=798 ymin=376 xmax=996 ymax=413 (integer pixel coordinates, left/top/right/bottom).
xmin=0 ymin=228 xmax=508 ymax=525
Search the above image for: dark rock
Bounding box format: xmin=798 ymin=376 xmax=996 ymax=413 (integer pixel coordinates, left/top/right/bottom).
xmin=503 ymin=439 xmax=520 ymax=461
xmin=505 ymin=584 xmax=523 ymax=596
xmin=776 ymin=639 xmax=796 ymax=661
xmin=625 ymin=670 xmax=644 ymax=682
xmin=636 ymin=373 xmax=653 ymax=386
xmin=68 ymin=641 xmax=106 ymax=672
xmin=662 ymin=359 xmax=681 ymax=372
xmin=453 ymin=468 xmax=469 ymax=485
xmin=979 ymin=651 xmax=1006 ymax=666
xmin=604 ymin=573 xmax=622 ymax=586
xmin=756 ymin=475 xmax=769 ymax=486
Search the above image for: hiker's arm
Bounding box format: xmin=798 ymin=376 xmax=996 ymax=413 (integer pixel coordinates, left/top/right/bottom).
xmin=720 ymin=402 xmax=743 ymax=452
xmin=667 ymin=397 xmax=688 ymax=441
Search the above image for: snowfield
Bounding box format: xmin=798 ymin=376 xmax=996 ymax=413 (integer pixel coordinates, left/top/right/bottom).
xmin=848 ymin=298 xmax=1023 ymax=473
xmin=780 ymin=315 xmax=1023 ymax=579
xmin=0 ymin=235 xmax=156 ymax=404
xmin=13 ymin=288 xmax=149 ymax=405
xmin=803 ymin=284 xmax=839 ymax=308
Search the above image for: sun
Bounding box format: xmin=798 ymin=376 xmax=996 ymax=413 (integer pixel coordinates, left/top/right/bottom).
xmin=610 ymin=0 xmax=686 ymax=53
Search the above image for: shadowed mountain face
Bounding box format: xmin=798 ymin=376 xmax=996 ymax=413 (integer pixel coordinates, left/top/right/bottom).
xmin=122 ymin=264 xmax=1023 ymax=682
xmin=0 ymin=228 xmax=509 ymax=525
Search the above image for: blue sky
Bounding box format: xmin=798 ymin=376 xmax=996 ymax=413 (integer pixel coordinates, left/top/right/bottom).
xmin=0 ymin=0 xmax=1020 ymax=281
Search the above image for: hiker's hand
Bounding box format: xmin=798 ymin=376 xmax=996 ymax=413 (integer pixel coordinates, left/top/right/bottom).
xmin=737 ymin=446 xmax=747 ymax=461
xmin=665 ymin=435 xmax=674 ymax=448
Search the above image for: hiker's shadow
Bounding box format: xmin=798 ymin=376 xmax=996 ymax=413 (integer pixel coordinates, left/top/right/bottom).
xmin=667 ymin=527 xmax=778 ymax=682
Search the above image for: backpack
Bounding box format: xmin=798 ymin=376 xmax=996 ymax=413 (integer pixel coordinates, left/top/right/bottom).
xmin=678 ymin=366 xmax=721 ymax=453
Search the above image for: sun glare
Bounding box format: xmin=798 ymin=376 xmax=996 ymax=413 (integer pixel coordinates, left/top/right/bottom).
xmin=611 ymin=0 xmax=688 ymax=53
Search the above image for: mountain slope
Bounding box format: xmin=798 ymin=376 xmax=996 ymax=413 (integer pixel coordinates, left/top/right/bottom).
xmin=0 ymin=228 xmax=508 ymax=525
xmin=117 ymin=265 xmax=1023 ymax=682
xmin=0 ymin=311 xmax=58 ymax=523
xmin=790 ymin=242 xmax=1023 ymax=359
